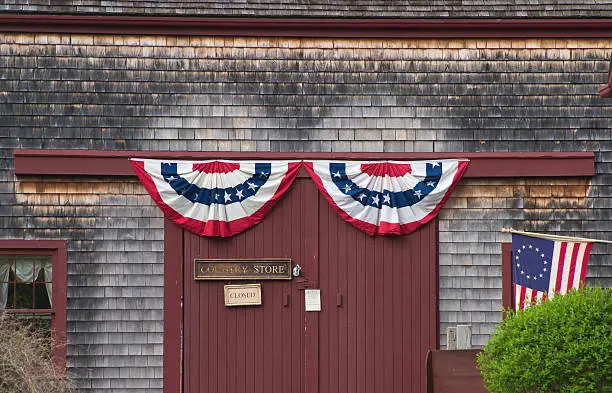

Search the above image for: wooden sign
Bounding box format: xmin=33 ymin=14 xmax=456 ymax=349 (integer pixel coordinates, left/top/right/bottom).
xmin=224 ymin=284 xmax=262 ymax=307
xmin=194 ymin=259 xmax=292 ymax=280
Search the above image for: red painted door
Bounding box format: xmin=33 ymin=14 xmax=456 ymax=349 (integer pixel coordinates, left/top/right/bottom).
xmin=317 ymin=197 xmax=438 ymax=393
xmin=183 ymin=178 xmax=318 ymax=393
xmin=182 ymin=176 xmax=437 ymax=393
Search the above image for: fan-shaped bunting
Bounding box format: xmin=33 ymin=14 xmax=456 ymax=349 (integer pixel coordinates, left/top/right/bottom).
xmin=304 ymin=159 xmax=469 ymax=236
xmin=131 ymin=159 xmax=301 ymax=237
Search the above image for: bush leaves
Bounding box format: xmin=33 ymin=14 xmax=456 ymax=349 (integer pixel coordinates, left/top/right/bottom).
xmin=477 ymin=287 xmax=611 ymax=393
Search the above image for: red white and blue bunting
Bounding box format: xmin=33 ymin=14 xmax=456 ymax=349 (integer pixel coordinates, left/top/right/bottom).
xmin=304 ymin=160 xmax=469 ymax=236
xmin=131 ymin=159 xmax=301 ymax=237
xmin=132 ymin=158 xmax=468 ymax=237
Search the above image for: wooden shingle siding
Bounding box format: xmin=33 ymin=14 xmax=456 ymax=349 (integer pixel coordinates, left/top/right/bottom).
xmin=1 ymin=0 xmax=611 ymax=17
xmin=1 ymin=35 xmax=610 ymax=152
xmin=11 ymin=177 xmax=165 ymax=392
xmin=1 ymin=34 xmax=611 ymax=391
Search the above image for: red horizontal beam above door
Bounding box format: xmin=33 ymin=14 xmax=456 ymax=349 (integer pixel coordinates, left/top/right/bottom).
xmin=13 ymin=149 xmax=594 ymax=178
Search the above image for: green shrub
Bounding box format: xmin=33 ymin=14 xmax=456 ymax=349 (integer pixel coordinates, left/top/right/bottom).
xmin=477 ymin=287 xmax=612 ymax=393
xmin=0 ymin=313 xmax=73 ymax=393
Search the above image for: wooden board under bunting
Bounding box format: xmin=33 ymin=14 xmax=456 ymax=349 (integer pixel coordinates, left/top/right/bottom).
xmin=194 ymin=258 xmax=292 ymax=280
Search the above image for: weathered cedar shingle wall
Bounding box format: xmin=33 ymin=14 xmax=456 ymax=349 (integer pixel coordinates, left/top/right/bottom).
xmin=1 ymin=34 xmax=611 ymax=391
xmin=2 ymin=0 xmax=611 ymax=17
xmin=10 ymin=177 xmax=164 ymax=391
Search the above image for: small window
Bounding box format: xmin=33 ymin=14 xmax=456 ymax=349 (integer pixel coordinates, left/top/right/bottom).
xmin=0 ymin=241 xmax=67 ymax=371
xmin=1 ymin=255 xmax=53 ymax=309
xmin=1 ymin=255 xmax=53 ymax=333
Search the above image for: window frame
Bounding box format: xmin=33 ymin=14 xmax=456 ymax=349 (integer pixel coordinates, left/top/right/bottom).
xmin=0 ymin=240 xmax=67 ymax=371
xmin=501 ymin=243 xmax=513 ymax=310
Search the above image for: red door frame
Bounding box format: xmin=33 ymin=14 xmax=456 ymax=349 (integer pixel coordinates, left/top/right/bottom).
xmin=164 ymin=220 xmax=184 ymax=393
xmin=501 ymin=243 xmax=513 ymax=310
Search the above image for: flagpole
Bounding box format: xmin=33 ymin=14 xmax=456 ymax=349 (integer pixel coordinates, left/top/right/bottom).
xmin=501 ymin=228 xmax=612 ymax=244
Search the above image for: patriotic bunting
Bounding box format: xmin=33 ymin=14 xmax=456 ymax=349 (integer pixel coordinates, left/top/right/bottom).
xmin=131 ymin=159 xmax=301 ymax=237
xmin=132 ymin=159 xmax=468 ymax=238
xmin=304 ymin=159 xmax=469 ymax=236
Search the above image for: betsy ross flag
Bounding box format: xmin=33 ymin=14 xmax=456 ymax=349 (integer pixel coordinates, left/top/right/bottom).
xmin=511 ymin=231 xmax=594 ymax=310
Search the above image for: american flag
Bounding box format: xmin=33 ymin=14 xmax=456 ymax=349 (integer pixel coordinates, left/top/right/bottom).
xmin=512 ymin=233 xmax=593 ymax=310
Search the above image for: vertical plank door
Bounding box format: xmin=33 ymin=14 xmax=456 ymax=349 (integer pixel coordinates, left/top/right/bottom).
xmin=183 ymin=178 xmax=318 ymax=393
xmin=181 ymin=177 xmax=438 ymax=393
xmin=317 ymin=196 xmax=438 ymax=393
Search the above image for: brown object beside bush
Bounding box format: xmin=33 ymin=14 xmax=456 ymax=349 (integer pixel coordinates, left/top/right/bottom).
xmin=426 ymin=349 xmax=488 ymax=393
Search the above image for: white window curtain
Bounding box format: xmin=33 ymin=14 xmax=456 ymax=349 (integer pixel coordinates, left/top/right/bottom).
xmin=0 ymin=256 xmax=52 ymax=309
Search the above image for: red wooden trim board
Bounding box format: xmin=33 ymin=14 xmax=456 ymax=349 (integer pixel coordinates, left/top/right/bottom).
xmin=431 ymin=218 xmax=440 ymax=349
xmin=163 ymin=220 xmax=183 ymax=393
xmin=1 ymin=15 xmax=612 ymax=38
xmin=502 ymin=243 xmax=513 ymax=311
xmin=13 ymin=149 xmax=595 ymax=178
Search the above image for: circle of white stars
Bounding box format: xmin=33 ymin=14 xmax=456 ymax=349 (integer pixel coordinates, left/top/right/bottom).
xmin=515 ymin=243 xmax=549 ymax=282
xmin=167 ymin=170 xmax=269 ymax=204
xmin=332 ymin=162 xmax=442 ymax=208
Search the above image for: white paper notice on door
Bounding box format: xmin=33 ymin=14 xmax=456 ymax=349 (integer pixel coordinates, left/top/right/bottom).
xmin=304 ymin=289 xmax=321 ymax=312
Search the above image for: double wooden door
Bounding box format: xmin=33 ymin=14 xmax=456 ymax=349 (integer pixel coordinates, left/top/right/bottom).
xmin=183 ymin=177 xmax=438 ymax=393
